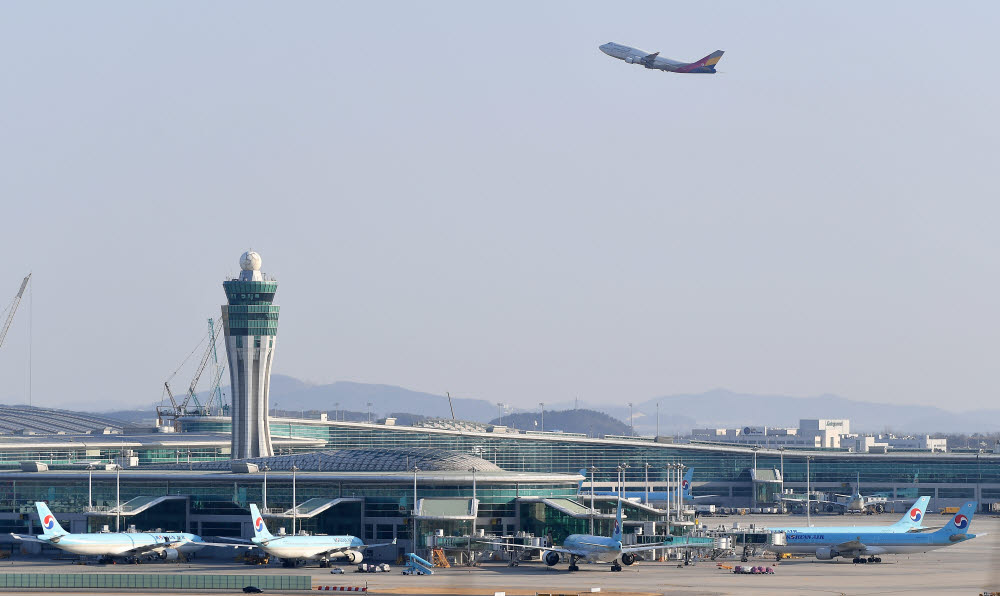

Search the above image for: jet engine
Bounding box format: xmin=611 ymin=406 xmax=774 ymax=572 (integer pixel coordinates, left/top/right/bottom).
xmin=620 ymin=552 xmax=637 ymax=566
xmin=159 ymin=548 xmax=179 ymax=560
xmin=344 ymin=550 xmax=363 ymax=564
xmin=625 ymin=56 xmax=636 ymax=64
xmin=543 ymin=551 xmax=561 ymax=566
xmin=815 ymin=547 xmax=838 ymax=560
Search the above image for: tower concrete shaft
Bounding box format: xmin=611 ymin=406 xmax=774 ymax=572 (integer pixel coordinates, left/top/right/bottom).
xmin=221 ymin=251 xmax=279 ymax=459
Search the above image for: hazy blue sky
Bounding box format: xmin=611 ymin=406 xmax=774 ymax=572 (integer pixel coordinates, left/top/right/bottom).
xmin=2 ymin=2 xmax=997 ymax=412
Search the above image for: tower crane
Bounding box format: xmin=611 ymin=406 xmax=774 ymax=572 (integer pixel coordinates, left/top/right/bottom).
xmin=0 ymin=274 xmax=31 ymax=352
xmin=156 ymin=318 xmax=225 ymax=427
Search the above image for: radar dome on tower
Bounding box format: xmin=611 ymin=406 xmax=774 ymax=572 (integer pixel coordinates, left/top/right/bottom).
xmin=240 ymin=251 xmax=262 ymax=271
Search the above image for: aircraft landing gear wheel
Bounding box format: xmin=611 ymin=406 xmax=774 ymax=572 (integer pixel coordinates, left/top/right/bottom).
xmin=852 ymin=557 xmax=861 ymax=564
xmin=874 ymin=557 xmax=882 ymax=563
xmin=611 ymin=562 xmax=622 ymax=572
xmin=568 ymin=564 xmax=579 ymax=571
xmin=867 ymin=556 xmax=876 ymax=563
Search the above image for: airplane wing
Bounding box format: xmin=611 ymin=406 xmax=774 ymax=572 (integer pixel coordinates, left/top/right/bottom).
xmin=210 ymin=536 xmax=253 ymax=544
xmin=476 ymin=540 xmax=577 ymax=556
xmin=621 ymin=541 xmax=706 ymax=554
xmin=362 ymin=538 xmax=397 ymax=549
xmin=122 ymin=540 xmax=192 ymax=556
xmin=199 ymin=541 xmax=255 ymax=548
xmin=641 ymin=52 xmax=660 ymax=67
xmin=10 ymin=534 xmax=47 ymax=544
xmin=833 ymin=538 xmax=868 ymax=557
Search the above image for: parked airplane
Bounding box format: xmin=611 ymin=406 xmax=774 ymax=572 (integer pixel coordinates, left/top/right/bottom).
xmin=599 ymin=42 xmax=724 ymax=73
xmin=771 ymin=501 xmax=978 ymax=563
xmin=481 ymin=498 xmax=698 ymax=572
xmin=787 ymin=473 xmax=907 ymax=514
xmin=10 ymin=502 xmax=212 ymax=562
xmin=224 ymin=504 xmax=395 ymax=568
xmin=768 ymin=497 xmax=930 ymax=535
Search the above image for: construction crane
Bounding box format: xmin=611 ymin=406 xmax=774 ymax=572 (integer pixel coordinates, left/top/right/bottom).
xmin=156 ymin=318 xmax=225 ymax=426
xmin=0 ymin=274 xmax=31 ymax=352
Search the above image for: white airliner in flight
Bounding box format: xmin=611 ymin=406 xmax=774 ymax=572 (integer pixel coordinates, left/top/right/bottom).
xmin=222 ymin=504 xmax=395 ymax=568
xmin=10 ymin=502 xmax=212 ymax=562
xmin=599 ymin=42 xmax=724 ymax=73
xmin=481 ymin=499 xmax=703 ymax=572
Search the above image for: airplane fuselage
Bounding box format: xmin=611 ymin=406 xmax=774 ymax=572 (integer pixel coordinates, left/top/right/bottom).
xmin=253 ymin=534 xmax=364 ymax=560
xmin=44 ymin=532 xmax=204 ymax=556
xmin=599 ymin=42 xmax=719 ymax=73
xmin=562 ymin=534 xmax=623 ymax=563
xmin=772 ymin=530 xmax=976 ymax=558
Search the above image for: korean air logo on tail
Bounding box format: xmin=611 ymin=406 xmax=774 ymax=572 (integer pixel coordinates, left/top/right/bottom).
xmin=613 ymin=520 xmax=620 ymax=535
xmin=42 ymin=515 xmax=55 ymax=531
xmin=681 ymin=479 xmax=689 ymax=490
xmin=909 ymin=508 xmax=923 ymax=522
xmin=254 ymin=517 xmax=265 ymax=532
xmin=953 ymin=514 xmax=969 ymax=529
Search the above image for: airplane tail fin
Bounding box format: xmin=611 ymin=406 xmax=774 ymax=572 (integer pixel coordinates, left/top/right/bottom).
xmin=680 ymin=50 xmax=725 ymax=73
xmin=682 ymin=468 xmax=694 ymax=499
xmin=249 ymin=504 xmax=274 ymax=541
xmin=936 ymin=502 xmax=976 ymax=536
xmin=891 ymin=496 xmax=929 ymax=530
xmin=611 ymin=498 xmax=623 ymax=543
xmin=35 ymin=502 xmax=68 ymax=537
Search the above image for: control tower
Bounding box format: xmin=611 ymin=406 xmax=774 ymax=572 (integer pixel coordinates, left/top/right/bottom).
xmin=221 ymin=251 xmax=279 ymax=458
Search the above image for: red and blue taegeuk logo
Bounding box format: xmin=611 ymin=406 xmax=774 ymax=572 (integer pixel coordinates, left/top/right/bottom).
xmin=255 ymin=517 xmax=265 ymax=532
xmin=953 ymin=514 xmax=969 ymax=529
xmin=42 ymin=515 xmax=55 ymax=530
xmin=682 ymin=479 xmax=689 ymax=489
xmin=909 ymin=508 xmax=922 ymax=522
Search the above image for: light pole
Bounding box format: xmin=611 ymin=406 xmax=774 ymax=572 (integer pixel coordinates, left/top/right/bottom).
xmin=291 ymin=465 xmax=299 ymax=535
xmin=750 ymin=446 xmax=760 ymax=508
xmin=644 ymin=462 xmax=651 ymax=505
xmin=334 ymin=402 xmax=340 ymax=421
xmin=86 ymin=464 xmax=94 ymax=511
xmin=665 ymin=464 xmax=672 ymax=524
xmin=366 ymin=402 xmax=373 ymax=424
xmin=589 ymin=466 xmax=597 ymax=535
xmin=413 ymin=466 xmax=420 ymax=556
xmin=187 ymin=449 xmax=192 ymax=471
xmin=496 ymin=402 xmax=504 ymax=426
xmin=115 ymin=463 xmax=121 ymax=532
xmin=468 ymin=467 xmax=477 ymax=565
xmin=656 ymin=402 xmax=659 ymax=437
xmin=805 ymin=456 xmax=813 ymax=527
xmin=262 ymin=465 xmax=270 ymax=512
xmin=677 ymin=464 xmax=685 ymax=520
xmin=539 ymin=403 xmax=544 ymax=432
xmin=778 ymin=447 xmax=785 ymax=512
xmin=628 ymin=403 xmax=634 ymax=436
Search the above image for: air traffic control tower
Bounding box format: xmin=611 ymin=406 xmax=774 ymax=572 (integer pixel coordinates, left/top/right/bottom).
xmin=221 ymin=251 xmax=279 ymax=458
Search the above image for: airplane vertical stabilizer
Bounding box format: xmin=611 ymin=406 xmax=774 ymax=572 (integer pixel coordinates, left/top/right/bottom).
xmin=249 ymin=504 xmax=275 ymax=541
xmin=611 ymin=499 xmax=623 ymax=543
xmin=35 ymin=502 xmax=68 ymax=537
xmin=936 ymin=502 xmax=976 ymax=536
xmin=682 ymin=468 xmax=694 ymax=500
xmin=890 ymin=496 xmax=930 ymax=530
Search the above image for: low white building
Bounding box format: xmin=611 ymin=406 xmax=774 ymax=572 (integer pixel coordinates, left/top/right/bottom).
xmin=690 ymin=419 xmax=946 ymax=453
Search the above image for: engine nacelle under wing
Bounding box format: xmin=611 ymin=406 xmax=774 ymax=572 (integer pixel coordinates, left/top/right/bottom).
xmin=815 ymin=546 xmax=837 ymax=560
xmin=344 ymin=550 xmax=363 ymax=564
xmin=543 ymin=551 xmax=560 ymax=566
xmin=621 ymin=552 xmax=637 ymax=566
xmin=159 ymin=548 xmax=179 ymax=560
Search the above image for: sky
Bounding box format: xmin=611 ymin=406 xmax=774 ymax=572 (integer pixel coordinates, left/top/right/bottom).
xmin=1 ymin=1 xmax=998 ymax=412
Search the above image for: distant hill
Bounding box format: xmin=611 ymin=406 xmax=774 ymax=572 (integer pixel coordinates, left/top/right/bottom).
xmin=98 ymin=376 xmax=1000 ymax=436
xmin=489 ymin=408 xmax=630 ymax=437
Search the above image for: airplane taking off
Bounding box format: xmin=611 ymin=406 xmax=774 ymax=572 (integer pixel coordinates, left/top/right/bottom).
xmin=222 ymin=504 xmax=395 ymax=568
xmin=10 ymin=502 xmax=212 ymax=562
xmin=768 ymin=497 xmax=931 ymax=535
xmin=771 ymin=501 xmax=979 ymax=563
xmin=599 ymin=42 xmax=724 ymax=73
xmin=480 ymin=498 xmax=702 ymax=572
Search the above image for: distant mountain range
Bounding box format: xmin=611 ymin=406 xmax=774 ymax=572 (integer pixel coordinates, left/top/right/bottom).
xmin=489 ymin=408 xmax=630 ymax=437
xmin=101 ymin=376 xmax=1000 ymax=435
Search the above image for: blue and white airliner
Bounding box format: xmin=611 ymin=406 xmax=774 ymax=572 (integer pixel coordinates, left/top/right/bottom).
xmin=771 ymin=501 xmax=979 ymax=563
xmin=768 ymin=497 xmax=930 ymax=535
xmin=10 ymin=502 xmax=212 ymax=561
xmin=221 ymin=504 xmax=395 ymax=568
xmin=481 ymin=499 xmax=702 ymax=572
